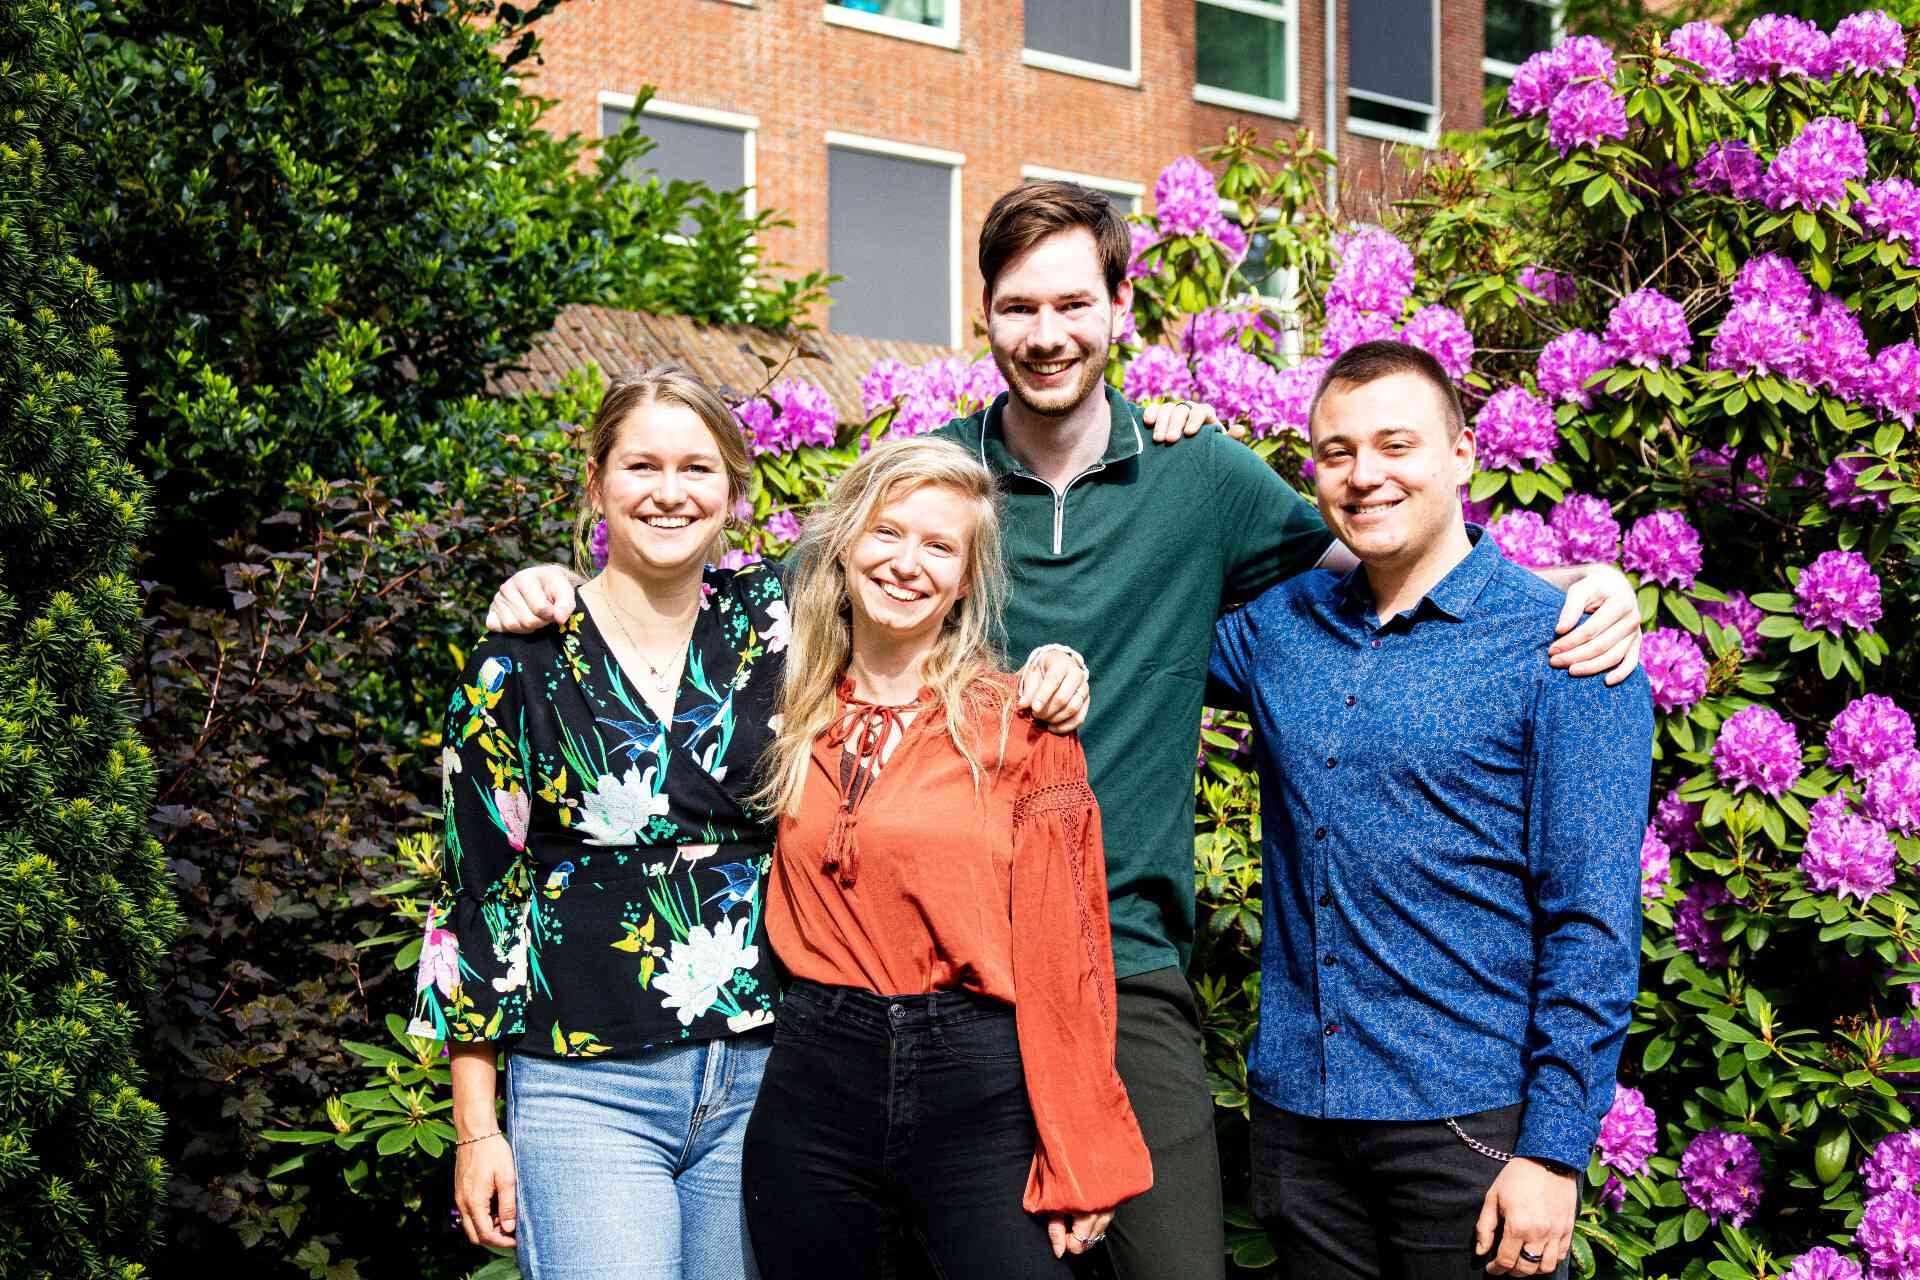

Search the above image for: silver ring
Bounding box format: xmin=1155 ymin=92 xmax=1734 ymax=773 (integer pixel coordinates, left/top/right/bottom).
xmin=1519 ymin=1247 xmax=1545 ymax=1264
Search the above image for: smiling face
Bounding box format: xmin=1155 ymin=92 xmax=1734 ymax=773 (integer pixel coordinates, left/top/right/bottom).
xmin=841 ymin=481 xmax=977 ymax=653
xmin=985 ymin=227 xmax=1131 ymax=419
xmin=589 ymin=400 xmax=732 ymax=580
xmin=1310 ymin=370 xmax=1476 ymax=573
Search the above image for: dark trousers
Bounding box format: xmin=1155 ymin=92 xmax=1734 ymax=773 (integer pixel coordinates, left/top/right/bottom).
xmin=1250 ymin=1098 xmax=1571 ymax=1280
xmin=741 ymin=979 xmax=1069 ymax=1280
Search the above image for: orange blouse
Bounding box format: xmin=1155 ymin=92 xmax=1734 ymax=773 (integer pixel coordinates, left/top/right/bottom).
xmin=767 ymin=675 xmax=1153 ymax=1215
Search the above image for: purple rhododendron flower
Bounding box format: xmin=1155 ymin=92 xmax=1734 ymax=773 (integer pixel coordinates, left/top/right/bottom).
xmin=1123 ymin=345 xmax=1196 ymax=402
xmin=1549 ymin=493 xmax=1620 ymax=562
xmin=716 ymin=548 xmax=762 ymax=570
xmin=1128 ymin=221 xmax=1161 ymax=280
xmin=1861 ymin=179 xmax=1920 ymax=265
xmin=1867 ymin=753 xmax=1920 ymax=835
xmin=1681 ymin=1129 xmax=1764 ymax=1225
xmin=1640 ymin=825 xmax=1673 ymax=900
xmin=1461 ymin=487 xmax=1495 ymax=527
xmin=1715 ymin=704 xmax=1805 ymax=797
xmin=1327 ymin=226 xmax=1416 ymax=316
xmin=1675 ymin=881 xmax=1736 ymax=966
xmin=1181 ymin=308 xmax=1255 ymax=358
xmin=1795 ymin=549 xmax=1883 ymax=635
xmin=1622 ymin=509 xmax=1704 ymax=588
xmin=1805 ymin=297 xmax=1876 ymax=401
xmin=1874 ymin=342 xmax=1920 ymax=427
xmin=763 ymin=509 xmax=803 ymax=545
xmin=1207 ymin=213 xmax=1250 ymax=260
xmin=1474 ymin=386 xmax=1560 ymax=470
xmin=1600 ymin=1175 xmax=1626 ymax=1211
xmin=1398 ymin=305 xmax=1475 ymax=382
xmin=1644 ymin=627 xmax=1709 ymax=712
xmin=1803 ymin=793 xmax=1897 ymax=903
xmin=1786 ymin=1247 xmax=1864 ymax=1280
xmin=1731 ymin=252 xmax=1814 ymax=315
xmin=1710 ymin=299 xmax=1806 ymax=379
xmin=1549 ymin=81 xmax=1630 ymax=155
xmin=1536 ymin=330 xmax=1614 ymax=409
xmin=1272 ymin=359 xmax=1329 ymax=438
xmin=1598 ymin=1085 xmax=1659 ymax=1175
xmin=740 ymin=379 xmax=837 ymax=454
xmin=1508 ymin=36 xmax=1618 ymax=116
xmin=861 ymin=358 xmax=912 ymax=416
xmin=1857 ymin=1190 xmax=1920 ymax=1280
xmin=1692 ymin=140 xmax=1767 ymax=200
xmin=1829 ymin=696 xmax=1918 ymax=778
xmin=1606 ymin=289 xmax=1692 ymax=368
xmin=1195 ymin=347 xmax=1289 ymax=437
xmin=1828 ymin=455 xmax=1892 ymax=514
xmin=1658 ymin=787 xmax=1703 ymax=849
xmin=1518 ymin=267 xmax=1577 ymax=307
xmin=1321 ymin=305 xmax=1398 ymax=359
xmin=1763 ymin=117 xmax=1869 ymax=212
xmin=1489 ymin=510 xmax=1565 ymax=568
xmin=1832 ymin=11 xmax=1908 ymax=75
xmin=1153 ymin=156 xmax=1218 ymax=237
xmin=1868 ymin=1132 xmax=1920 ymax=1197
xmin=1736 ymin=14 xmax=1834 ymax=82
xmin=1666 ymin=21 xmax=1737 ymax=82
xmin=1699 ymin=591 xmax=1765 ymax=659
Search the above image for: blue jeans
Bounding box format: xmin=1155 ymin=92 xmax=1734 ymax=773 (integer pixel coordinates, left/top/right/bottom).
xmin=507 ymin=1033 xmax=772 ymax=1280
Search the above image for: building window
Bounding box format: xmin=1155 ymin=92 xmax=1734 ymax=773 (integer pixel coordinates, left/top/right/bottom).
xmin=1023 ymin=0 xmax=1140 ymax=86
xmin=1020 ymin=164 xmax=1144 ymax=213
xmin=1484 ymin=0 xmax=1558 ymax=91
xmin=826 ymin=133 xmax=963 ymax=346
xmin=600 ymin=95 xmax=757 ymax=234
xmin=823 ymin=0 xmax=959 ymax=49
xmin=1347 ymin=0 xmax=1439 ymax=144
xmin=1193 ymin=0 xmax=1297 ymax=119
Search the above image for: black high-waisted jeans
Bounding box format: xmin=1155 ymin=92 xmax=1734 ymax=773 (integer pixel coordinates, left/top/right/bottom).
xmin=741 ymin=979 xmax=1070 ymax=1280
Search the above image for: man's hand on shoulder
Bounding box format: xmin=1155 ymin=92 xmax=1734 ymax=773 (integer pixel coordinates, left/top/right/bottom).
xmin=486 ymin=564 xmax=585 ymax=633
xmin=1476 ymin=1157 xmax=1577 ymax=1276
xmin=1142 ymin=399 xmax=1246 ymax=445
xmin=1548 ymin=563 xmax=1642 ymax=685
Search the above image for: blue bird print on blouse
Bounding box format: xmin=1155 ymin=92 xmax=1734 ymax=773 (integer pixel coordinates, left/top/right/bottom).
xmin=704 ymin=861 xmax=759 ymax=913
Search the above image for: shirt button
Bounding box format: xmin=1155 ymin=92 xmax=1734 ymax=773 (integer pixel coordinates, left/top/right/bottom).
xmin=1326 ymin=756 xmax=1338 ymax=769
xmin=1371 ymin=638 xmax=1381 ymax=649
xmin=1315 ymin=827 xmax=1327 ymax=840
xmin=1319 ymin=893 xmax=1333 ymax=907
xmin=1345 ymin=694 xmax=1356 ymax=707
xmin=1323 ymin=954 xmax=1338 ymax=967
xmin=1324 ymin=1024 xmax=1340 ymax=1036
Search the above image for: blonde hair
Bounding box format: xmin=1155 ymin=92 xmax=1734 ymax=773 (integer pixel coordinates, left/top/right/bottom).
xmin=574 ymin=366 xmax=756 ymax=572
xmin=758 ymin=437 xmax=1012 ymax=817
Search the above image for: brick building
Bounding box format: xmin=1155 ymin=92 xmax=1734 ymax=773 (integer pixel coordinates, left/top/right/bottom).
xmin=525 ymin=0 xmax=1556 ymax=346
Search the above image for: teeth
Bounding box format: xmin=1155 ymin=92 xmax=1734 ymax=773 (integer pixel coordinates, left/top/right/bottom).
xmin=877 ymin=581 xmax=922 ymax=602
xmin=1028 ymin=359 xmax=1073 ymax=375
xmin=644 ymin=516 xmax=692 ymax=528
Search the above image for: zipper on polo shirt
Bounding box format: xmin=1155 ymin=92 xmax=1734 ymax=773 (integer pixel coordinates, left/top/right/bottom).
xmin=1031 ymin=462 xmax=1107 ymax=555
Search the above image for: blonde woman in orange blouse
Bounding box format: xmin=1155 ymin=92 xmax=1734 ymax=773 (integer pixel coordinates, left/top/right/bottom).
xmin=742 ymin=436 xmax=1151 ymax=1279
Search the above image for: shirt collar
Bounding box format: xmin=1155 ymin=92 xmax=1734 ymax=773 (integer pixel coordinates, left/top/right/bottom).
xmin=1332 ymin=524 xmax=1502 ymax=626
xmin=976 ymin=384 xmax=1145 ymax=480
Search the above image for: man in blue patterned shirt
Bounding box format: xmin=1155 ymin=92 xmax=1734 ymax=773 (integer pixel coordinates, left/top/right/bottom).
xmin=1209 ymin=341 xmax=1653 ymax=1279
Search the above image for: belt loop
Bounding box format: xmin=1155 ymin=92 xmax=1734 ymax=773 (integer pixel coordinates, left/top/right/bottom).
xmin=825 ymin=986 xmax=848 ymax=1022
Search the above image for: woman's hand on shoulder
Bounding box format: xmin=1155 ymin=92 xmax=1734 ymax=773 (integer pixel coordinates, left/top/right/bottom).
xmin=1017 ymin=645 xmax=1091 ymax=735
xmin=1046 ymin=1208 xmax=1115 ymax=1258
xmin=487 ymin=564 xmax=585 ymax=634
xmin=453 ymin=1131 xmax=517 ymax=1248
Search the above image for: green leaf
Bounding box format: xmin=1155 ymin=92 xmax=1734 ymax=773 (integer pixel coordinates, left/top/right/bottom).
xmin=1665 ymin=592 xmax=1702 ymax=632
xmin=1700 ymin=1016 xmax=1755 ymax=1044
xmin=1511 ymin=470 xmax=1540 ymax=504
xmin=1469 ymin=470 xmax=1507 ymax=501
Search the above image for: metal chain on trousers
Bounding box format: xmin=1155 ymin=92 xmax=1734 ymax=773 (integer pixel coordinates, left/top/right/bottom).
xmin=1445 ymin=1117 xmax=1515 ymax=1163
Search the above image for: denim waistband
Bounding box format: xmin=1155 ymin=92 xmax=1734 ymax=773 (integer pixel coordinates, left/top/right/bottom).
xmin=784 ymin=977 xmax=1011 ymax=1033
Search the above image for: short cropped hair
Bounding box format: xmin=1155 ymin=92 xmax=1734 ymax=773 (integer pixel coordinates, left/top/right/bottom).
xmin=978 ymin=181 xmax=1133 ymax=303
xmin=1307 ymin=339 xmax=1468 ymax=441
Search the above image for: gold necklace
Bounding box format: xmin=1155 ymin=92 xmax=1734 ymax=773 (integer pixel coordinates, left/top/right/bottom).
xmin=594 ymin=582 xmax=692 ymax=699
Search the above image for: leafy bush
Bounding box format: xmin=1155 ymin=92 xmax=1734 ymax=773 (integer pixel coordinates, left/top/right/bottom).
xmin=0 ymin=3 xmax=179 ymax=1273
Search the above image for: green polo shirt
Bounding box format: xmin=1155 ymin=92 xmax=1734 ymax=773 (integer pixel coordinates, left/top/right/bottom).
xmin=936 ymin=386 xmax=1334 ymax=978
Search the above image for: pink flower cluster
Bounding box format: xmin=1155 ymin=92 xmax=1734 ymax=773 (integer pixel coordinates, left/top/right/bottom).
xmin=1597 ymin=1085 xmax=1659 ymax=1176
xmin=1681 ymin=1128 xmax=1763 ymax=1225
xmin=1828 ymin=696 xmax=1917 ymax=778
xmin=1710 ymin=297 xmax=1806 ymax=379
xmin=1794 ymin=549 xmax=1883 ymax=635
xmin=1877 ymin=342 xmax=1920 ymax=427
xmin=1804 ymin=297 xmax=1876 ymax=402
xmin=1763 ymin=117 xmax=1868 ymax=212
xmin=1398 ymin=305 xmax=1475 ymax=382
xmin=1857 ymin=1189 xmax=1920 ymax=1280
xmin=1714 ymin=704 xmax=1805 ymax=797
xmin=1605 ymin=289 xmax=1692 ymax=369
xmin=1128 ymin=222 xmax=1161 ymax=280
xmin=1622 ymin=509 xmax=1704 ymax=588
xmin=1509 ymin=38 xmax=1629 ymax=155
xmin=1867 ymin=1131 xmax=1920 ymax=1197
xmin=1802 ymin=793 xmax=1897 ymax=903
xmin=1321 ymin=305 xmax=1398 ymax=359
xmin=1153 ymin=156 xmax=1221 ymax=237
xmin=1517 ymin=267 xmax=1577 ymax=307
xmin=1327 ymin=226 xmax=1416 ymax=317
xmin=864 ymin=357 xmax=1009 ymax=439
xmin=1785 ymin=1249 xmax=1864 ymax=1280
xmin=1644 ymin=627 xmax=1709 ymax=712
xmin=1474 ymin=386 xmax=1559 ymax=471
xmin=1861 ymin=179 xmax=1920 ymax=266
xmin=1867 ymin=753 xmax=1920 ymax=835
xmin=1735 ymin=14 xmax=1834 ymax=82
xmin=1123 ymin=346 xmax=1195 ymax=402
xmin=1832 ymin=11 xmax=1909 ymax=76
xmin=737 ymin=379 xmax=838 ymax=455
xmin=1194 ymin=347 xmax=1300 ymax=439
xmin=1549 ymin=81 xmax=1630 ymax=155
xmin=1692 ymin=140 xmax=1767 ymax=200
xmin=1550 ymin=492 xmax=1620 ymax=561
xmin=1537 ymin=330 xmax=1614 ymax=409
xmin=1699 ymin=591 xmax=1765 ymax=659
xmin=762 ymin=508 xmax=803 ymax=545
xmin=1489 ymin=511 xmax=1564 ymax=568
xmin=1675 ymin=880 xmax=1736 ymax=966
xmin=1658 ymin=787 xmax=1703 ymax=850
xmin=1640 ymin=824 xmax=1673 ymax=900
xmin=1666 ymin=21 xmax=1736 ymax=81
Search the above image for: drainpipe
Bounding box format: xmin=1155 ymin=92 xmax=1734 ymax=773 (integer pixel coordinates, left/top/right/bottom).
xmin=1323 ymin=0 xmax=1339 ymax=215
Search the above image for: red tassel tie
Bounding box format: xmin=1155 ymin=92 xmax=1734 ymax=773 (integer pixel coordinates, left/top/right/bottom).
xmin=818 ymin=680 xmax=930 ymax=889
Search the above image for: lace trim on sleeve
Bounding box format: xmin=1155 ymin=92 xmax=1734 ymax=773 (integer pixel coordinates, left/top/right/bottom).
xmin=1014 ymin=779 xmax=1111 ymax=1032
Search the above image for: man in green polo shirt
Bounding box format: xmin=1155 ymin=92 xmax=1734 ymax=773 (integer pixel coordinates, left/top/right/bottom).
xmin=484 ymin=182 xmax=1642 ymax=1280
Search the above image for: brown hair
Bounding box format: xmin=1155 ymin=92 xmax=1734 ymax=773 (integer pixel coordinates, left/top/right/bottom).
xmin=1308 ymin=339 xmax=1468 ymax=441
xmin=575 ymin=366 xmax=756 ymax=572
xmin=978 ymin=181 xmax=1133 ymax=303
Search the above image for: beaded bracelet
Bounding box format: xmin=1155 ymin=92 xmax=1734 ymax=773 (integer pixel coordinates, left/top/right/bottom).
xmin=456 ymin=1130 xmax=504 ymax=1148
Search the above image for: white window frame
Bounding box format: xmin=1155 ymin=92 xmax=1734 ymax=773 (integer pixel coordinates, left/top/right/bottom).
xmin=824 ymin=130 xmax=966 ymax=347
xmin=1192 ymin=0 xmax=1300 ymax=121
xmin=1020 ymin=164 xmax=1144 ymax=213
xmin=1482 ymin=0 xmax=1563 ymax=83
xmin=1021 ymin=0 xmax=1141 ymax=88
xmin=1345 ymin=0 xmax=1440 ymax=148
xmin=598 ymin=92 xmax=760 ymax=217
xmin=822 ymin=1 xmax=960 ymax=50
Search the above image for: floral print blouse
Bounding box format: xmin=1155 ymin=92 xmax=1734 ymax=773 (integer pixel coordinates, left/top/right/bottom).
xmin=408 ymin=563 xmax=790 ymax=1058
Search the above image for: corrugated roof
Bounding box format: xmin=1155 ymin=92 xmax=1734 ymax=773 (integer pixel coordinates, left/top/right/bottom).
xmin=492 ymin=304 xmax=968 ymax=422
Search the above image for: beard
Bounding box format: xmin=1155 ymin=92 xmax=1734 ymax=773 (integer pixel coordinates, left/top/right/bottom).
xmin=992 ymin=330 xmax=1113 ymax=419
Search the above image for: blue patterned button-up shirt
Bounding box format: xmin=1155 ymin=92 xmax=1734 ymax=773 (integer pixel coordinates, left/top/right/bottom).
xmin=1209 ymin=530 xmax=1653 ymax=1168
